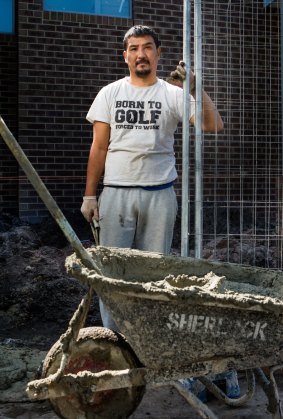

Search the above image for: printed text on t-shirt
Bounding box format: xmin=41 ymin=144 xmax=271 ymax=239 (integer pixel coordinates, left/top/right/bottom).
xmin=115 ymin=100 xmax=161 ymax=130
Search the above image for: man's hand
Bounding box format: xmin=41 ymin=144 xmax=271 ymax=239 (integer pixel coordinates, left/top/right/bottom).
xmin=166 ymin=61 xmax=195 ymax=93
xmin=81 ymin=196 xmax=99 ymax=222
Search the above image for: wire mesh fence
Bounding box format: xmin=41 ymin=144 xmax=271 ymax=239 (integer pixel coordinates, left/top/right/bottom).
xmin=186 ymin=0 xmax=282 ymax=269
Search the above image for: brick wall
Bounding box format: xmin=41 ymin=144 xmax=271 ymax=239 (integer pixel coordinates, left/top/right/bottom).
xmin=0 ymin=0 xmax=280 ymax=223
xmin=0 ymin=32 xmax=18 ymax=214
xmin=15 ymin=0 xmax=182 ymax=221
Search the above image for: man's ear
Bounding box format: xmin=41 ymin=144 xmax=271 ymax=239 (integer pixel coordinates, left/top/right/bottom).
xmin=123 ymin=50 xmax=128 ymax=63
xmin=157 ymin=47 xmax=161 ymax=59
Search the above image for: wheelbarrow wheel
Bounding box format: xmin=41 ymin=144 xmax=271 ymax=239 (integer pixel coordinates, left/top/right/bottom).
xmin=42 ymin=326 xmax=145 ymax=419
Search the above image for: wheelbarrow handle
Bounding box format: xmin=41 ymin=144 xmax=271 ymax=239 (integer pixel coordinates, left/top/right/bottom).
xmin=0 ymin=116 xmax=101 ymax=274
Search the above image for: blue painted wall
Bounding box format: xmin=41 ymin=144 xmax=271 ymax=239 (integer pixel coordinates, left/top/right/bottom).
xmin=0 ymin=0 xmax=14 ymax=33
xmin=44 ymin=0 xmax=132 ymax=18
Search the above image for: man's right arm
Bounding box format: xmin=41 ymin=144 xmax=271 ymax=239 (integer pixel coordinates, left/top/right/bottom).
xmin=81 ymin=121 xmax=110 ymax=222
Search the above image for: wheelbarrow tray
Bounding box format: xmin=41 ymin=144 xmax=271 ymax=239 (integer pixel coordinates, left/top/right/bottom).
xmin=66 ymin=246 xmax=283 ymax=374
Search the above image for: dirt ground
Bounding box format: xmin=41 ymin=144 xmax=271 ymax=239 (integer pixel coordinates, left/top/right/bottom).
xmin=0 ymin=374 xmax=282 ymax=418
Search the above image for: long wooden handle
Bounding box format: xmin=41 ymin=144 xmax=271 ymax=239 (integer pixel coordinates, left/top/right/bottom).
xmin=0 ymin=116 xmax=101 ymax=274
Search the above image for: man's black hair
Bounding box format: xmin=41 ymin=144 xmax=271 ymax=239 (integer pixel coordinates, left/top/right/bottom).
xmin=123 ymin=25 xmax=161 ymax=50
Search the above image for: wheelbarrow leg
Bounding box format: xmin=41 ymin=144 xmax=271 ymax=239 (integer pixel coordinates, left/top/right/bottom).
xmin=254 ymin=366 xmax=283 ymax=419
xmin=49 ymin=286 xmax=94 ymax=382
xmin=198 ymin=369 xmax=255 ymax=407
xmin=173 ymin=381 xmax=219 ymax=419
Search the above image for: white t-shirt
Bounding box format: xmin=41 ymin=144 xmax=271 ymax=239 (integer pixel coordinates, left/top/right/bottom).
xmin=86 ymin=77 xmax=195 ymax=186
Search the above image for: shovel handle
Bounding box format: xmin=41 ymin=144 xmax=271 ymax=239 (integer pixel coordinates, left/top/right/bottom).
xmin=90 ymin=220 xmax=100 ymax=246
xmin=0 ymin=116 xmax=101 ymax=274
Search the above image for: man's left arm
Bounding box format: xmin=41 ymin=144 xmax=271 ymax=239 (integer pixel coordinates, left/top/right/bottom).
xmin=167 ymin=62 xmax=224 ymax=134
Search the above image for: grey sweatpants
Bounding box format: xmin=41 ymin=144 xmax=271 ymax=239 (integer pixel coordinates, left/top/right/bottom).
xmin=98 ymin=186 xmax=178 ymax=330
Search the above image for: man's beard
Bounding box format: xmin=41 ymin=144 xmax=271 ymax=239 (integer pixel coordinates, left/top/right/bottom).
xmin=135 ymin=68 xmax=151 ymax=78
xmin=135 ymin=59 xmax=151 ymax=78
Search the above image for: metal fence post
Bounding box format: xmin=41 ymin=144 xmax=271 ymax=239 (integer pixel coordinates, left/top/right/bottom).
xmin=194 ymin=0 xmax=203 ymax=259
xmin=181 ymin=0 xmax=192 ymax=257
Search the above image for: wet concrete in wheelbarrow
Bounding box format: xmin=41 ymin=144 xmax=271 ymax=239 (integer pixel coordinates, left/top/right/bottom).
xmin=0 ymin=373 xmax=282 ymax=418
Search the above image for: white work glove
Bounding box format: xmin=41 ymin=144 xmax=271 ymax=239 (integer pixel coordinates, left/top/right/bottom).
xmin=166 ymin=61 xmax=195 ymax=93
xmin=80 ymin=196 xmax=99 ymax=222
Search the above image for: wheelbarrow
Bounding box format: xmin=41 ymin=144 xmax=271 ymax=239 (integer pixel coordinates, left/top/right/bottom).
xmin=1 ymin=116 xmax=283 ymax=419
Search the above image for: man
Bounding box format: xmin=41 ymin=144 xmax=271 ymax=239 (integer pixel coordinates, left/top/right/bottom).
xmin=81 ymin=25 xmax=239 ymax=400
xmin=81 ymin=24 xmax=223 ymax=328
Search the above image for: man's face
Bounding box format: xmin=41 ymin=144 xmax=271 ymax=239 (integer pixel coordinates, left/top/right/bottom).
xmin=123 ymin=35 xmax=161 ymax=78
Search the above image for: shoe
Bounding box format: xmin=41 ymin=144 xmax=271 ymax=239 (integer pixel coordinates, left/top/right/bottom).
xmin=214 ymin=370 xmax=240 ymax=399
xmin=178 ymin=378 xmax=207 ymax=402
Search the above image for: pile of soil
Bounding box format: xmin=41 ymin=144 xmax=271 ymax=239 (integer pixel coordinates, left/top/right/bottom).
xmin=0 ymin=211 xmax=101 ymax=350
xmin=172 ymin=208 xmax=280 ymax=268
